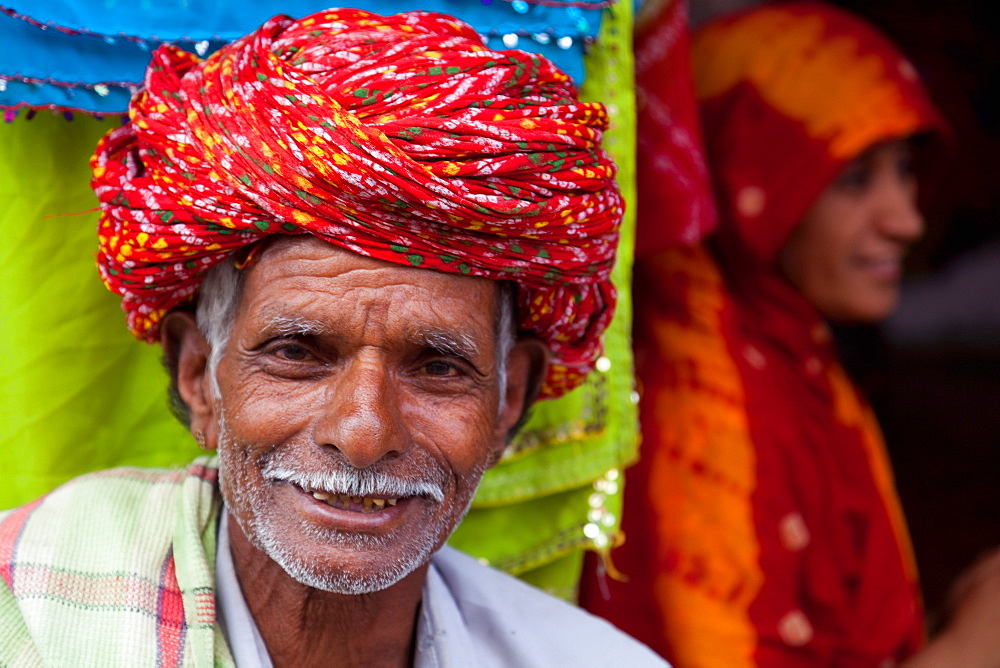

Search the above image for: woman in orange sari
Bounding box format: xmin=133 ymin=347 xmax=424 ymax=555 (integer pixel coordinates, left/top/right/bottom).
xmin=583 ymin=2 xmax=948 ymax=665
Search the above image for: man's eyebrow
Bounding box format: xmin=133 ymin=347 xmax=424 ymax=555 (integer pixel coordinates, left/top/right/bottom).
xmin=415 ymin=328 xmax=481 ymax=360
xmin=261 ymin=314 xmax=331 ymax=337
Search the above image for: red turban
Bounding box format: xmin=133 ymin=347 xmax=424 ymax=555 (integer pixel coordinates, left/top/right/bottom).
xmin=92 ymin=8 xmax=622 ymax=398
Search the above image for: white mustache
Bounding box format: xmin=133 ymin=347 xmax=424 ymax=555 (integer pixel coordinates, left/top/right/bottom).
xmin=264 ymin=463 xmax=445 ymax=503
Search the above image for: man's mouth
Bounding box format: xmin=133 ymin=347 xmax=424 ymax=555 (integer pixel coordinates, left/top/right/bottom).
xmin=263 ymin=462 xmax=446 ymax=515
xmin=308 ymin=490 xmax=400 ymax=514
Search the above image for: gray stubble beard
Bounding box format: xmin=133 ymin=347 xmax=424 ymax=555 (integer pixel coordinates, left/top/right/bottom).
xmin=216 ymin=412 xmax=485 ymax=596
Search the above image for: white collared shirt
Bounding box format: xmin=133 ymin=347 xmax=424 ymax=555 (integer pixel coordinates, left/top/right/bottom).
xmin=215 ymin=509 xmax=667 ymax=667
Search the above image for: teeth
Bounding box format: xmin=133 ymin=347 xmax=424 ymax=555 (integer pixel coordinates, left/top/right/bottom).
xmin=310 ymin=490 xmax=399 ymax=513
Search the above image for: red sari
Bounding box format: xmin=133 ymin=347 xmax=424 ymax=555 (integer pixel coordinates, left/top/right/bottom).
xmin=581 ymin=3 xmax=944 ymax=665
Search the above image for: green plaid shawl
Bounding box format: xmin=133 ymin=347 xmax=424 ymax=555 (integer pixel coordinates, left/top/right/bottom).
xmin=0 ymin=456 xmax=230 ymax=666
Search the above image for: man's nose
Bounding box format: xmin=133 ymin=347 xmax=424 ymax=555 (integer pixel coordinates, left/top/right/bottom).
xmin=314 ymin=357 xmax=409 ymax=468
xmin=878 ymin=175 xmax=924 ymax=243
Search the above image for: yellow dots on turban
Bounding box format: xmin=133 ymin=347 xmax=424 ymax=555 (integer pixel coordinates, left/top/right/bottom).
xmin=291 ymin=209 xmax=314 ymax=225
xmin=195 ymin=130 xmax=217 ymax=150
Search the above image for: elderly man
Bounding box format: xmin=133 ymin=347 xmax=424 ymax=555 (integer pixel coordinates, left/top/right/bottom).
xmin=0 ymin=8 xmax=663 ymax=667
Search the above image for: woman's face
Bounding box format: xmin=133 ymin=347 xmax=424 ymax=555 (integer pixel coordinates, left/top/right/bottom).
xmin=779 ymin=140 xmax=924 ymax=323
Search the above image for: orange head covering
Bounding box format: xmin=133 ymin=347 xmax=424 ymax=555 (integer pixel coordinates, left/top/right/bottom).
xmin=693 ymin=0 xmax=945 ymax=266
xmin=92 ymin=8 xmax=623 ymax=399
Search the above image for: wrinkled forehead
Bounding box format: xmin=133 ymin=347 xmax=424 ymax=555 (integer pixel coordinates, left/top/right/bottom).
xmin=234 ymin=236 xmax=502 ymax=346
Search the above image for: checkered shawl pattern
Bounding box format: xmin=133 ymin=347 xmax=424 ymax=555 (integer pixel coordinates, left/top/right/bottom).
xmin=0 ymin=458 xmax=225 ymax=666
xmin=92 ymin=8 xmax=623 ymax=398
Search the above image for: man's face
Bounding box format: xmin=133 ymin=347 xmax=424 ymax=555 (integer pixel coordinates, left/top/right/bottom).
xmin=202 ymin=236 xmax=530 ymax=594
xmin=779 ymin=139 xmax=924 ymax=323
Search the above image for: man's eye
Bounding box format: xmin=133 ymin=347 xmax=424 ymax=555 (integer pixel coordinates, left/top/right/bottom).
xmin=272 ymin=344 xmax=310 ymax=361
xmin=424 ymin=360 xmax=458 ymax=377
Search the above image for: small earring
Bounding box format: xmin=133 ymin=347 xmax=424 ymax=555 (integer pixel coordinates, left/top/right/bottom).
xmin=194 ymin=430 xmax=206 ymax=447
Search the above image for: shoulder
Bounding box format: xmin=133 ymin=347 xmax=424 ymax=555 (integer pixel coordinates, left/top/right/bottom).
xmin=431 ymin=546 xmax=668 ymax=666
xmin=0 ymin=457 xmax=218 ymax=578
xmin=0 ymin=458 xmax=220 ymax=665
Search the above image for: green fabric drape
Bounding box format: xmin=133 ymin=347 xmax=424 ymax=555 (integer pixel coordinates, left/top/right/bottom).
xmin=0 ymin=114 xmax=202 ymax=508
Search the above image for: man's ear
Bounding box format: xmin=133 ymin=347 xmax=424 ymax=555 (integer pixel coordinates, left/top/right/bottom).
xmin=161 ymin=311 xmax=219 ymax=450
xmin=490 ymin=337 xmax=549 ymax=466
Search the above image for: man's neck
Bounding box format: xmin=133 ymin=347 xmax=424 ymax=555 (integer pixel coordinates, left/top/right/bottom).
xmin=227 ymin=512 xmax=427 ymax=668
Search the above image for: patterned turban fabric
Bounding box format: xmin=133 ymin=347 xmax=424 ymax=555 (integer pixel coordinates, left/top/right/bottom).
xmin=92 ymin=8 xmax=622 ymax=398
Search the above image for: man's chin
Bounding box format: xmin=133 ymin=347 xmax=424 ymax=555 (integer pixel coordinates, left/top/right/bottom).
xmin=277 ymin=554 xmax=416 ymax=595
xmin=252 ymin=521 xmax=437 ymax=596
